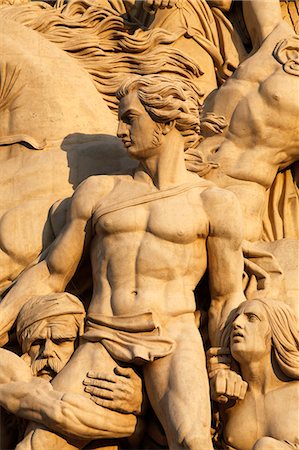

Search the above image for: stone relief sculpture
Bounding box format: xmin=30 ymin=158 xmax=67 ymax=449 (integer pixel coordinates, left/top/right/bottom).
xmin=212 ymin=298 xmax=299 ymax=450
xmin=0 ymin=294 xmax=141 ymax=449
xmin=185 ymin=0 xmax=299 ymax=310
xmin=0 ymin=0 xmax=298 ymax=449
xmin=0 ymin=74 xmax=246 ymax=449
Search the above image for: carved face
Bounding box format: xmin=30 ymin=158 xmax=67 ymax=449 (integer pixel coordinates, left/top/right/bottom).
xmin=117 ymin=90 xmax=162 ymax=159
xmin=230 ymin=301 xmax=271 ymax=363
xmin=28 ymin=315 xmax=77 ymax=380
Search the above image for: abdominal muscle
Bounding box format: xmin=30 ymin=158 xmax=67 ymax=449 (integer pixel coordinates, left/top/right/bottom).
xmin=88 ymin=233 xmax=207 ymax=319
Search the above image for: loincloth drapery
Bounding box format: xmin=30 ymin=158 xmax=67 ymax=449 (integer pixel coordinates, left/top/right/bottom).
xmin=83 ymin=311 xmax=176 ymax=365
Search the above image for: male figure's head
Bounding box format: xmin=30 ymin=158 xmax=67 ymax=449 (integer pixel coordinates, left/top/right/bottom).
xmin=16 ymin=293 xmax=85 ymax=380
xmin=116 ymin=75 xmax=202 ymax=159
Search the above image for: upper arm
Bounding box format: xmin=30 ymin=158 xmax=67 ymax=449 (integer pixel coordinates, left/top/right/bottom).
xmin=46 ymin=176 xmax=110 ymax=288
xmin=203 ymin=188 xmax=244 ymax=299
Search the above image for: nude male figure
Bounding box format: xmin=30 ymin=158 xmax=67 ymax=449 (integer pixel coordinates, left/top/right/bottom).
xmin=0 ymin=75 xmax=245 ymax=449
xmin=185 ymin=0 xmax=299 ymax=243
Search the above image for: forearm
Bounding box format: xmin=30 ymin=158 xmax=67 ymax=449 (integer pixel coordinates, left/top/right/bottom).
xmin=0 ymin=380 xmax=136 ymax=440
xmin=243 ymin=0 xmax=282 ymax=47
xmin=0 ymin=262 xmax=59 ymax=345
xmin=209 ymin=291 xmax=245 ymax=345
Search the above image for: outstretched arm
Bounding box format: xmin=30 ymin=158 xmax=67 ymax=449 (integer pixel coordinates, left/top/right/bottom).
xmin=0 ymin=349 xmax=136 ymax=440
xmin=0 ymin=176 xmax=110 ymax=346
xmin=0 ymin=382 xmax=136 ymax=440
xmin=203 ymin=188 xmax=245 ymax=346
xmin=243 ymin=0 xmax=282 ymax=49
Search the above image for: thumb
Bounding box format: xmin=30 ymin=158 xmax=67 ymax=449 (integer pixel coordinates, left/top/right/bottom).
xmin=114 ymin=366 xmax=133 ymax=378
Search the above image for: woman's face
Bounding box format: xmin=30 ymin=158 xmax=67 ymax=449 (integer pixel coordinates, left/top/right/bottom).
xmin=230 ymin=301 xmax=271 ymax=363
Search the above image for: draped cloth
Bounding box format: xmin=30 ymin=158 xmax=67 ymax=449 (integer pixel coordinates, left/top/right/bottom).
xmin=262 ymin=169 xmax=299 ymax=242
xmin=83 ymin=312 xmax=175 ymax=364
xmin=129 ymin=0 xmax=246 ymax=82
xmin=242 ymin=240 xmax=287 ymax=301
xmin=94 ymin=180 xmax=208 ymax=222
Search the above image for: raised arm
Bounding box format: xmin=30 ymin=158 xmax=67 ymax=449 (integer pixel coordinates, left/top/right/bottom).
xmin=0 ymin=176 xmax=109 ymax=346
xmin=203 ymin=188 xmax=245 ymax=346
xmin=243 ymin=0 xmax=282 ymax=49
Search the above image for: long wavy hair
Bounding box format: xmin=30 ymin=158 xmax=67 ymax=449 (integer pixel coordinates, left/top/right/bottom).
xmin=116 ymin=74 xmax=203 ymax=151
xmin=220 ymin=298 xmax=299 ymax=380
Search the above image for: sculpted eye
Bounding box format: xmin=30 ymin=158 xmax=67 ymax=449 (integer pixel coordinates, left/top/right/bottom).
xmin=31 ymin=339 xmax=43 ymax=347
xmin=52 ymin=338 xmax=74 ymax=345
xmin=247 ymin=313 xmax=259 ymax=322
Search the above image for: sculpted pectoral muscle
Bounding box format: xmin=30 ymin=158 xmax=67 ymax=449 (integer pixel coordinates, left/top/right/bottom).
xmin=1 ymin=75 xmax=246 ymax=450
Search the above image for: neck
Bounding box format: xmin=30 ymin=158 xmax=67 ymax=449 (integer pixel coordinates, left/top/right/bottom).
xmin=138 ymin=129 xmax=191 ymax=189
xmin=240 ymin=353 xmax=282 ymax=394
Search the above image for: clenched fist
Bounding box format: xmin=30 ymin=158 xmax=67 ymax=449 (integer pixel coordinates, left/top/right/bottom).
xmin=210 ymin=368 xmax=248 ymax=403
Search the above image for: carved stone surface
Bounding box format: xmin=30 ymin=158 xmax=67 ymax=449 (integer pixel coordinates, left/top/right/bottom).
xmin=0 ymin=1 xmax=298 ymax=449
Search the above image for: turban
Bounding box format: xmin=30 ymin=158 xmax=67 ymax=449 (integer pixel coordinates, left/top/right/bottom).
xmin=16 ymin=293 xmax=85 ymax=353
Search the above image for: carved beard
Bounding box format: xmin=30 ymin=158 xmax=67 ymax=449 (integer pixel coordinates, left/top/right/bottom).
xmin=31 ymin=357 xmax=65 ymax=378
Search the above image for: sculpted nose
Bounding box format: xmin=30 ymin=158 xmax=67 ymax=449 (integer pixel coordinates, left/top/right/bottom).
xmin=42 ymin=339 xmax=55 ymax=357
xmin=232 ymin=315 xmax=243 ymax=329
xmin=117 ymin=120 xmax=128 ymax=139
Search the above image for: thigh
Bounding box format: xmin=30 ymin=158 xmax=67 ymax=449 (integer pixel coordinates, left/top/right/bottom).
xmin=143 ymin=316 xmax=211 ymax=445
xmin=52 ymin=341 xmax=116 ymax=395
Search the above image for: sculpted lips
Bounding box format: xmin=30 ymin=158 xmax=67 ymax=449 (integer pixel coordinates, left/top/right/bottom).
xmin=122 ymin=139 xmax=132 ymax=148
xmin=231 ymin=331 xmax=244 ymax=342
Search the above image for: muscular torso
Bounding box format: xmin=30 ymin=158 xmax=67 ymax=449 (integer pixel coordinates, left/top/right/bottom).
xmin=200 ymin=22 xmax=299 ymax=241
xmin=221 ymin=382 xmax=299 ymax=450
xmin=87 ymin=177 xmax=210 ymax=318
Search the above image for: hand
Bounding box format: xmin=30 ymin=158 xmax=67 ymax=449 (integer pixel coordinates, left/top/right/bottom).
xmin=210 ymin=369 xmax=248 ymax=404
xmin=83 ymin=366 xmax=143 ymax=415
xmin=206 ymin=347 xmax=231 ymax=378
xmin=144 ymin=0 xmax=177 ymax=12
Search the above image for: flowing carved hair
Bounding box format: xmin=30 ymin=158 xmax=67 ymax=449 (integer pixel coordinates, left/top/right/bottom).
xmin=220 ymin=298 xmax=299 ymax=380
xmin=116 ymin=74 xmax=203 ymax=151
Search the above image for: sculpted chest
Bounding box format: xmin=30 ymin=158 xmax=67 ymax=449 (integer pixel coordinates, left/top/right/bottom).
xmin=94 ymin=188 xmax=209 ymax=245
xmin=223 ymin=386 xmax=299 ymax=450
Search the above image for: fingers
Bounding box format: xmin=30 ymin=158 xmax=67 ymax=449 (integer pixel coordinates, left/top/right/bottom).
xmin=83 ymin=367 xmax=142 ymax=414
xmin=85 ymin=386 xmax=114 ymax=400
xmin=211 ymin=369 xmax=247 ymax=403
xmin=84 ymin=378 xmax=116 ymax=391
xmin=86 ymin=371 xmax=117 ymax=383
xmin=207 ymin=347 xmax=230 ymax=357
xmin=114 ymin=366 xmax=134 ymax=378
xmin=84 ymin=370 xmax=131 ymax=400
xmin=90 ymin=396 xmax=118 ymax=409
xmin=90 ymin=396 xmax=131 ymax=414
xmin=214 ymin=370 xmax=227 ymax=395
xmin=239 ymin=380 xmax=248 ymax=400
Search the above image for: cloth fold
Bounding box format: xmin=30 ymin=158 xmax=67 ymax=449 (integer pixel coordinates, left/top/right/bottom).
xmin=83 ymin=311 xmax=175 ymax=364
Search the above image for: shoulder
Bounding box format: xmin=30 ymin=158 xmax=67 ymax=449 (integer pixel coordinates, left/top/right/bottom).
xmin=202 ymin=187 xmax=243 ymax=238
xmin=70 ymin=175 xmax=116 ymax=220
xmin=272 ymin=380 xmax=299 ymax=396
xmin=201 ymin=186 xmax=240 ymax=211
